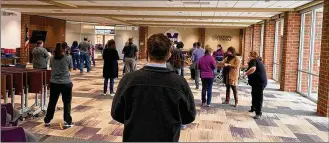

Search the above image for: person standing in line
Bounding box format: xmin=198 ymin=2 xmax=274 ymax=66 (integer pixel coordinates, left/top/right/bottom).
xmin=177 ymin=41 xmax=185 ymax=77
xmin=122 ymin=38 xmax=138 ymax=73
xmin=32 ymin=40 xmax=49 ymax=69
xmin=198 ymin=47 xmax=216 ymax=107
xmin=89 ymin=40 xmax=96 ymax=67
xmin=122 ymin=41 xmax=129 ymax=75
xmin=189 ymin=42 xmax=197 ymax=79
xmin=102 ymin=39 xmax=119 ymax=96
xmin=167 ymin=43 xmax=182 ymax=75
xmin=78 ymin=37 xmax=91 ymax=74
xmin=71 ymin=41 xmax=80 ymax=70
xmin=213 ymin=44 xmax=224 ymax=61
xmin=111 ymin=33 xmax=196 ymax=142
xmin=218 ymin=47 xmax=241 ymax=107
xmin=243 ymin=52 xmax=267 ymax=119
xmin=191 ymin=42 xmax=205 ymax=89
xmin=44 ymin=42 xmax=74 ymax=129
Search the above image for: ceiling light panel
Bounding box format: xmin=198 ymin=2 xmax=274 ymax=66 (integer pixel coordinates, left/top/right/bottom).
xmin=216 ymin=1 xmax=237 ymax=8
xmin=233 ymin=1 xmax=258 ymax=8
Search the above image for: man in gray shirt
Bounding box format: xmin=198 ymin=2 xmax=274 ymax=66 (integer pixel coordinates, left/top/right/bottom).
xmin=78 ymin=37 xmax=91 ymax=74
xmin=32 ymin=40 xmax=49 ymax=69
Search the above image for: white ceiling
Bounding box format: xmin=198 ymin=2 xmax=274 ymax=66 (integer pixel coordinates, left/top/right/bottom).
xmin=1 ymin=0 xmax=315 ymax=28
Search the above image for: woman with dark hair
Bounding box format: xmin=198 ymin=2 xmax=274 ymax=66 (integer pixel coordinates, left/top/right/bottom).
xmin=244 ymin=52 xmax=267 ymax=119
xmin=44 ymin=42 xmax=74 ymax=129
xmin=218 ymin=47 xmax=241 ymax=107
xmin=71 ymin=41 xmax=80 ymax=70
xmin=102 ymin=39 xmax=120 ymax=96
xmin=177 ymin=41 xmax=185 ymax=77
xmin=198 ymin=47 xmax=216 ymax=107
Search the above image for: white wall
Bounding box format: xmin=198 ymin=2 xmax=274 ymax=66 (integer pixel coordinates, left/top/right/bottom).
xmin=115 ymin=29 xmax=139 ymax=59
xmin=65 ymin=22 xmax=81 ymax=46
xmin=1 ymin=10 xmax=21 ymax=49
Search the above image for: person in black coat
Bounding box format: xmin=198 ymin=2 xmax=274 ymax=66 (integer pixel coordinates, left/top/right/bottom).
xmin=102 ymin=39 xmax=119 ymax=96
xmin=111 ymin=33 xmax=196 ymax=142
xmin=243 ymin=51 xmax=268 ymax=119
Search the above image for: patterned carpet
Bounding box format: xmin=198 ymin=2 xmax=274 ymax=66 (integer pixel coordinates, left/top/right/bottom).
xmin=16 ymin=60 xmax=329 ymax=142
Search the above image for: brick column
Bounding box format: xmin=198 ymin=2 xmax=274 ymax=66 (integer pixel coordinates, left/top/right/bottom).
xmin=280 ymin=11 xmax=301 ymax=92
xmin=252 ymin=24 xmax=262 ymax=53
xmin=242 ymin=26 xmax=252 ymax=65
xmin=263 ymin=20 xmax=276 ymax=79
xmin=317 ymin=0 xmax=329 ymax=117
xmin=139 ymin=26 xmax=148 ymax=59
xmin=198 ymin=28 xmax=205 ymax=47
xmin=20 ymin=14 xmax=30 ymax=64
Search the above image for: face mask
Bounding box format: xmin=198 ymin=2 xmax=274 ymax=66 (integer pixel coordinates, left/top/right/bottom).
xmin=227 ymin=52 xmax=232 ymax=56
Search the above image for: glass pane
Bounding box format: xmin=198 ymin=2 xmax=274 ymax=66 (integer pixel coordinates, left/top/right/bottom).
xmin=301 ymin=12 xmax=312 ymax=72
xmin=312 ymin=8 xmax=323 ymax=75
xmin=310 ymin=75 xmax=319 ymax=100
xmin=299 ymin=72 xmax=309 ymax=95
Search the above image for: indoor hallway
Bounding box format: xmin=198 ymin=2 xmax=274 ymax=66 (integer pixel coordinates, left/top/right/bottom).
xmin=16 ymin=60 xmax=329 ymax=142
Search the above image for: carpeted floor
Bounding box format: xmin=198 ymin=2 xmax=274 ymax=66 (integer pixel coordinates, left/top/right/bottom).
xmin=15 ymin=60 xmax=329 ymax=142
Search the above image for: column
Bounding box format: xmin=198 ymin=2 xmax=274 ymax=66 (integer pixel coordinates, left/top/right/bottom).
xmin=280 ymin=11 xmax=301 ymax=92
xmin=20 ymin=14 xmax=30 ymax=64
xmin=242 ymin=26 xmax=252 ymax=65
xmin=263 ymin=20 xmax=276 ymax=79
xmin=198 ymin=28 xmax=205 ymax=47
xmin=138 ymin=26 xmax=148 ymax=59
xmin=317 ymin=0 xmax=329 ymax=117
xmin=252 ymin=24 xmax=262 ymax=53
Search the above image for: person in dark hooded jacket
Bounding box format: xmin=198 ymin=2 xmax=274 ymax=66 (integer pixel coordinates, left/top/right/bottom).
xmin=111 ymin=33 xmax=196 ymax=142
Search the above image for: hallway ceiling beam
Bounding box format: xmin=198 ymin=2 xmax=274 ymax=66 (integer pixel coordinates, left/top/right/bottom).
xmin=140 ymin=24 xmax=246 ymax=29
xmin=36 ymin=0 xmax=77 ymax=8
xmin=127 ymin=20 xmax=255 ymax=25
xmin=23 ymin=12 xmax=269 ymax=20
xmin=2 ymin=4 xmax=293 ymax=12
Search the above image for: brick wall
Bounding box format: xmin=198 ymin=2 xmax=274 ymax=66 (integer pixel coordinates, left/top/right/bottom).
xmin=317 ymin=0 xmax=329 ymax=117
xmin=243 ymin=26 xmax=252 ymax=65
xmin=198 ymin=28 xmax=205 ymax=47
xmin=139 ymin=26 xmax=148 ymax=59
xmin=263 ymin=20 xmax=276 ymax=79
xmin=252 ymin=24 xmax=262 ymax=53
xmin=280 ymin=11 xmax=301 ymax=92
xmin=19 ymin=14 xmax=30 ymax=64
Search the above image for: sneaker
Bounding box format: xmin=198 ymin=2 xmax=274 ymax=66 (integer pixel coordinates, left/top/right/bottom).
xmin=253 ymin=115 xmax=262 ymax=119
xmin=201 ymin=103 xmax=206 ymax=107
xmin=102 ymin=93 xmax=107 ymax=96
xmin=110 ymin=92 xmax=115 ymax=96
xmin=44 ymin=122 xmax=50 ymax=127
xmin=60 ymin=122 xmax=74 ymax=129
xmin=205 ymin=104 xmax=210 ymax=107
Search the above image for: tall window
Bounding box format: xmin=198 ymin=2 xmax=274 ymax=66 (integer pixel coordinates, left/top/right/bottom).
xmin=273 ymin=19 xmax=283 ymax=82
xmin=297 ymin=7 xmax=323 ymax=101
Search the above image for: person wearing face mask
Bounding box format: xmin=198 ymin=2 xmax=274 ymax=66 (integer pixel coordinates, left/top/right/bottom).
xmin=218 ymin=47 xmax=241 ymax=107
xmin=243 ymin=52 xmax=267 ymax=119
xmin=213 ymin=44 xmax=224 ymax=61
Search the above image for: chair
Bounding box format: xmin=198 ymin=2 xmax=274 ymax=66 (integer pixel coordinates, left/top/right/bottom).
xmin=1 ymin=127 xmax=27 ymax=142
xmin=1 ymin=103 xmax=20 ymax=126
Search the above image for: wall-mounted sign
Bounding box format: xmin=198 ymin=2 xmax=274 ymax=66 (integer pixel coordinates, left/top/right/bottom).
xmin=212 ymin=35 xmax=233 ymax=41
xmin=164 ymin=29 xmax=181 ymax=42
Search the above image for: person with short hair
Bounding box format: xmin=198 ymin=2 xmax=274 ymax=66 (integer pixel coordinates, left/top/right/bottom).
xmin=243 ymin=52 xmax=267 ymax=119
xmin=78 ymin=37 xmax=91 ymax=74
xmin=32 ymin=40 xmax=49 ymax=69
xmin=111 ymin=33 xmax=196 ymax=142
xmin=44 ymin=42 xmax=74 ymax=129
xmin=198 ymin=47 xmax=216 ymax=107
xmin=219 ymin=47 xmax=241 ymax=107
xmin=102 ymin=39 xmax=119 ymax=96
xmin=122 ymin=38 xmax=138 ymax=73
xmin=191 ymin=42 xmax=205 ymax=89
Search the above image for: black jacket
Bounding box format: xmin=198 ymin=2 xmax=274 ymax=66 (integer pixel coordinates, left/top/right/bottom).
xmin=111 ymin=66 xmax=196 ymax=142
xmin=102 ymin=48 xmax=119 ymax=78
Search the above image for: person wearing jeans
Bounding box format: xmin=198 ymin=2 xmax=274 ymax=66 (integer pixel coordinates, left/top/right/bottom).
xmin=44 ymin=42 xmax=74 ymax=129
xmin=102 ymin=39 xmax=119 ymax=96
xmin=191 ymin=42 xmax=205 ymax=89
xmin=197 ymin=47 xmax=216 ymax=107
xmin=78 ymin=37 xmax=91 ymax=74
xmin=71 ymin=41 xmax=80 ymax=70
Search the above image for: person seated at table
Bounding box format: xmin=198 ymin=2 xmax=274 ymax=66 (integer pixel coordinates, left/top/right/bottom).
xmin=32 ymin=40 xmax=49 ymax=69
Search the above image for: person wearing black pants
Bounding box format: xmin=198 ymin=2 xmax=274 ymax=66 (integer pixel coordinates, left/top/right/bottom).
xmin=244 ymin=52 xmax=267 ymax=119
xmin=44 ymin=42 xmax=74 ymax=129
